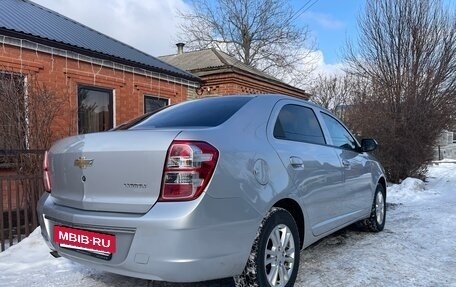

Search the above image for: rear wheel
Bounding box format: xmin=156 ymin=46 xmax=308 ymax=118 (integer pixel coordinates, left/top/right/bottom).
xmin=235 ymin=208 xmax=300 ymax=287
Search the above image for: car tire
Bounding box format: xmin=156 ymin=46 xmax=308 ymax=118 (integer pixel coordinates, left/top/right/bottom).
xmin=362 ymin=184 xmax=386 ymax=232
xmin=235 ymin=207 xmax=300 ymax=287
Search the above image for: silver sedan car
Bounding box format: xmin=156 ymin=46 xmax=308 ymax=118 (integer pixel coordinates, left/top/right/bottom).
xmin=38 ymin=94 xmax=386 ymax=287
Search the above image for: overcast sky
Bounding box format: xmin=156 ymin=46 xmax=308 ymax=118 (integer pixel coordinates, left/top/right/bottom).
xmin=31 ymin=0 xmax=190 ymax=56
xmin=31 ymin=0 xmax=363 ymax=76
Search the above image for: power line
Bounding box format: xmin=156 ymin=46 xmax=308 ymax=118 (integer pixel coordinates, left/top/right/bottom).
xmin=291 ymin=0 xmax=319 ymax=22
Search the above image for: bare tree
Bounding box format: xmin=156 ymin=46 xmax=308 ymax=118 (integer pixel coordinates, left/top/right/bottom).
xmin=345 ymin=0 xmax=456 ymax=182
xmin=0 ymin=73 xmax=26 ymax=152
xmin=308 ymin=74 xmax=365 ymax=121
xmin=0 ymin=72 xmax=64 ymax=175
xmin=177 ymin=0 xmax=315 ymax=85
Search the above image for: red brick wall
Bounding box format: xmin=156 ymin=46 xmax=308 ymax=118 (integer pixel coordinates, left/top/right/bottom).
xmin=196 ymin=72 xmax=308 ymax=99
xmin=0 ymin=43 xmax=193 ymax=142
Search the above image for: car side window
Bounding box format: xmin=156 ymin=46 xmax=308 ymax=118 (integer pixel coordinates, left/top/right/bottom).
xmin=320 ymin=112 xmax=357 ymax=150
xmin=274 ymin=104 xmax=326 ymax=145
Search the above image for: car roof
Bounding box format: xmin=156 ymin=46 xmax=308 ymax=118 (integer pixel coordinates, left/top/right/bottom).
xmin=203 ymin=94 xmax=328 ymax=112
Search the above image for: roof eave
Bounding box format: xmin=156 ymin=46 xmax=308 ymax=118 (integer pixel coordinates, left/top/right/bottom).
xmin=0 ymin=28 xmax=201 ymax=83
xmin=191 ymin=65 xmax=307 ymax=95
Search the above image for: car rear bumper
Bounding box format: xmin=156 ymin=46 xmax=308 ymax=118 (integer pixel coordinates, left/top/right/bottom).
xmin=37 ymin=193 xmax=261 ymax=282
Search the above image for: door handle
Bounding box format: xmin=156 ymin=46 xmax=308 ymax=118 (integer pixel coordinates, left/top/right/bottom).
xmin=290 ymin=156 xmax=304 ymax=169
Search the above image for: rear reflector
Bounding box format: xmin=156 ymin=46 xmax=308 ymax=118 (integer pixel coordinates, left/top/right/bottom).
xmin=160 ymin=141 xmax=218 ymax=201
xmin=43 ymin=150 xmax=51 ymax=192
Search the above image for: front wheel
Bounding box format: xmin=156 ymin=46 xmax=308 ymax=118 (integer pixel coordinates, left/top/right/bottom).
xmin=235 ymin=208 xmax=300 ymax=287
xmin=363 ymin=184 xmax=386 ymax=232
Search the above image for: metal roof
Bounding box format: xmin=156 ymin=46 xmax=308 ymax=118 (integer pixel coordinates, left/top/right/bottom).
xmin=159 ymin=48 xmax=306 ymax=93
xmin=0 ymin=0 xmax=199 ymax=82
xmin=160 ymin=49 xmax=226 ymax=71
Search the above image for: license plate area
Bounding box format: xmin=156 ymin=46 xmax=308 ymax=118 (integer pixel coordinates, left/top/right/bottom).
xmin=54 ymin=225 xmax=116 ymax=260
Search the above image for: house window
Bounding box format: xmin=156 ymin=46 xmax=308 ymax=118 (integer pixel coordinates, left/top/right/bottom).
xmin=0 ymin=72 xmax=26 ymax=150
xmin=144 ymin=95 xmax=169 ymax=113
xmin=78 ymin=85 xmax=113 ymax=134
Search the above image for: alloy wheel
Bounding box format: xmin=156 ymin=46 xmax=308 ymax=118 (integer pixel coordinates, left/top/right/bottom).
xmin=264 ymin=224 xmax=296 ymax=287
xmin=376 ymin=191 xmax=385 ymax=225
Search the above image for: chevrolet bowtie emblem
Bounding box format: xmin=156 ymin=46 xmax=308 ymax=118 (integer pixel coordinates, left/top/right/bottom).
xmin=74 ymin=157 xmax=94 ymax=169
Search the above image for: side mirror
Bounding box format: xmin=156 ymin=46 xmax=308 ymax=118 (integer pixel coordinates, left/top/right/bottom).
xmin=361 ymin=138 xmax=378 ymax=152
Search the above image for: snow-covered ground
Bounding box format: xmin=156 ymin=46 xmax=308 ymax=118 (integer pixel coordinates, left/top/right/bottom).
xmin=1 ymin=162 xmax=455 ymax=287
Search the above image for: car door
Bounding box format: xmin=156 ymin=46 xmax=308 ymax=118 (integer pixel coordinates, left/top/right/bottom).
xmin=268 ymin=101 xmax=349 ymax=236
xmin=319 ymin=112 xmax=372 ymax=219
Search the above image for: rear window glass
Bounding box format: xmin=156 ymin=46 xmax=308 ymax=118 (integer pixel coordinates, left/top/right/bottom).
xmin=129 ymin=96 xmax=253 ymax=129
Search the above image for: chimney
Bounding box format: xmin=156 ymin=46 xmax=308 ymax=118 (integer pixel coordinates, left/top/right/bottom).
xmin=176 ymin=42 xmax=185 ymax=54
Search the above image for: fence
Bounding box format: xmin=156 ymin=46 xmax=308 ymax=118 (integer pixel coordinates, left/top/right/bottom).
xmin=0 ymin=150 xmax=44 ymax=251
xmin=0 ymin=174 xmax=43 ymax=251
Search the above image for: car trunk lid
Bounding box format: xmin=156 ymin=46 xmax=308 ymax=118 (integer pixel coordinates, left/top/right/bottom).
xmin=48 ymin=130 xmax=180 ymax=213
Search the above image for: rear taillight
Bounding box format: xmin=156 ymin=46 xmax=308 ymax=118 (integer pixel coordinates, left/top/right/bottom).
xmin=160 ymin=141 xmax=219 ymax=201
xmin=43 ymin=151 xmax=51 ymax=192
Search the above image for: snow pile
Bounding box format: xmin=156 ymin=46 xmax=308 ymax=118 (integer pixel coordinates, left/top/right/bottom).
xmin=0 ymin=228 xmax=80 ymax=287
xmin=0 ymin=228 xmax=50 ymax=267
xmin=387 ymin=177 xmax=426 ymax=204
xmin=386 ymin=161 xmax=456 ymax=204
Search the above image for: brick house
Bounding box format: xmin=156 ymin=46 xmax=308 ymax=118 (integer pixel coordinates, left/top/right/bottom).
xmin=159 ymin=44 xmax=309 ymax=99
xmin=0 ymin=0 xmax=200 ymax=148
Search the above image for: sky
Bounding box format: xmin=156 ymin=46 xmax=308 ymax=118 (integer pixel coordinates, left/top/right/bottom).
xmin=30 ymin=0 xmax=365 ymax=75
xmin=300 ymin=0 xmax=364 ymax=64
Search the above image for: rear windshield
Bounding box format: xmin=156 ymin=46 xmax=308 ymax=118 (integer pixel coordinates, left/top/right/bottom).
xmin=128 ymin=96 xmax=253 ymax=129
